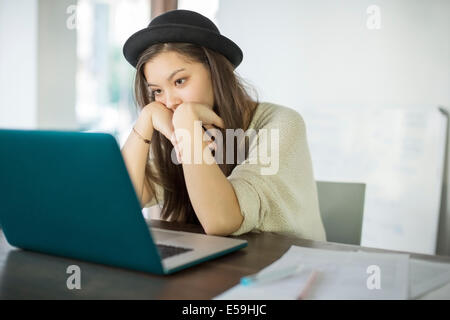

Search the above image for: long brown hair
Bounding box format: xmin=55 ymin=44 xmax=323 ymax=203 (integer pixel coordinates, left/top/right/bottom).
xmin=134 ymin=42 xmax=258 ymax=224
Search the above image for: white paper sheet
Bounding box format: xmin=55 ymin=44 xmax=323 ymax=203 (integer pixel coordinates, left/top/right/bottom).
xmin=215 ymin=246 xmax=410 ymax=300
xmin=410 ymin=258 xmax=450 ymax=299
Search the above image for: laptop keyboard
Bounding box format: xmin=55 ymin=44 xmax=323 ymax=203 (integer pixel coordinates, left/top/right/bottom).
xmin=156 ymin=243 xmax=193 ymax=259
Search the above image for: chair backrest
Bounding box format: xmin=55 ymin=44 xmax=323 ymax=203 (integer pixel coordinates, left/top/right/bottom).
xmin=316 ymin=181 xmax=366 ymax=245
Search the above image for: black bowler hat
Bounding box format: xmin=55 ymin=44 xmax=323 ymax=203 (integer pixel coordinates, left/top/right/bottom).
xmin=123 ymin=9 xmax=243 ymax=69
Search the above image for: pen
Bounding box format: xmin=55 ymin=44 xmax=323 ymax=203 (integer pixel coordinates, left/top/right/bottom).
xmin=297 ymin=270 xmax=319 ymax=300
xmin=240 ymin=265 xmax=304 ymax=286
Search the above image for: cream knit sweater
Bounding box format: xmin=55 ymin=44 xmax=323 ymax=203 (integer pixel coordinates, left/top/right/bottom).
xmin=144 ymin=102 xmax=327 ymax=241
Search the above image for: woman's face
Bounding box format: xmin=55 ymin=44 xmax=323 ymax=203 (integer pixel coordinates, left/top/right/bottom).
xmin=143 ymin=51 xmax=215 ymax=112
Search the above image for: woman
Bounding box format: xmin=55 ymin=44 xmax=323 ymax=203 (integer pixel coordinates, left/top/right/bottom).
xmin=121 ymin=9 xmax=326 ymax=241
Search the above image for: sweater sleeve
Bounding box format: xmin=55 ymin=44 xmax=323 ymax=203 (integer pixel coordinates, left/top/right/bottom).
xmin=227 ymin=108 xmax=311 ymax=236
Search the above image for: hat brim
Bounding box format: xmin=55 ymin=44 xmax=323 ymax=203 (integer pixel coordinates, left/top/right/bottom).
xmin=123 ymin=24 xmax=243 ymax=69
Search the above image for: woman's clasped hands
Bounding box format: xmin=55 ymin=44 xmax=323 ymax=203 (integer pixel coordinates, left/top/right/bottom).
xmin=146 ymin=101 xmax=224 ymax=164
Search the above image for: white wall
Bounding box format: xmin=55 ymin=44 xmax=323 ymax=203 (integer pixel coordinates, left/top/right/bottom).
xmin=217 ymin=0 xmax=450 ymax=110
xmin=217 ymin=0 xmax=450 ymax=254
xmin=0 ymin=0 xmax=38 ymax=128
xmin=37 ymin=0 xmax=77 ymax=130
xmin=0 ymin=0 xmax=77 ymax=130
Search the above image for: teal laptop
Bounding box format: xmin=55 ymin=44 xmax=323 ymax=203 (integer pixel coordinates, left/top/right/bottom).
xmin=0 ymin=129 xmax=247 ymax=275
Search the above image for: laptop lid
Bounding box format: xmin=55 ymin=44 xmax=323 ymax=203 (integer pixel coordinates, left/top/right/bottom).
xmin=0 ymin=129 xmax=166 ymax=274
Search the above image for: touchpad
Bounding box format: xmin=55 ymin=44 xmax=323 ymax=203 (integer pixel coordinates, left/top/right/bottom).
xmin=150 ymin=229 xmax=183 ymax=242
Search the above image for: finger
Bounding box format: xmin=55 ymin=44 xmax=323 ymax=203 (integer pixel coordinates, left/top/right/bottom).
xmin=176 ymin=147 xmax=181 ymax=163
xmin=173 ymin=142 xmax=181 ymax=163
xmin=211 ymin=115 xmax=225 ymax=129
xmin=207 ymin=141 xmax=217 ymax=151
xmin=170 ymin=131 xmax=180 ymax=146
xmin=202 ymin=125 xmax=220 ymax=143
xmin=202 ymin=112 xmax=225 ymax=129
xmin=203 ymin=124 xmax=215 ymax=130
xmin=170 ymin=132 xmax=176 ymax=145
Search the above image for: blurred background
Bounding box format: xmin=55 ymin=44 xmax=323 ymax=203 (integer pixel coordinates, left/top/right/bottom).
xmin=0 ymin=0 xmax=449 ymax=256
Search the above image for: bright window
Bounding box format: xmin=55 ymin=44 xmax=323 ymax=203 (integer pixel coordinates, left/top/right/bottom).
xmin=76 ymin=0 xmax=150 ymax=146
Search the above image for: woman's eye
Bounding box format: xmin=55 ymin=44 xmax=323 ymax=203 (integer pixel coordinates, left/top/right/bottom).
xmin=149 ymin=78 xmax=185 ymax=96
xmin=175 ymin=78 xmax=186 ymax=85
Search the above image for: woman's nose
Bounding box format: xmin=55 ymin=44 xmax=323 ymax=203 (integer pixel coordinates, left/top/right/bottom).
xmin=165 ymin=92 xmax=181 ymax=111
xmin=169 ymin=104 xmax=180 ymax=112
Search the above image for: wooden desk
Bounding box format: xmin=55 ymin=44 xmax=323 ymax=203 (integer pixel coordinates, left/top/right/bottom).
xmin=1 ymin=220 xmax=450 ymax=299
